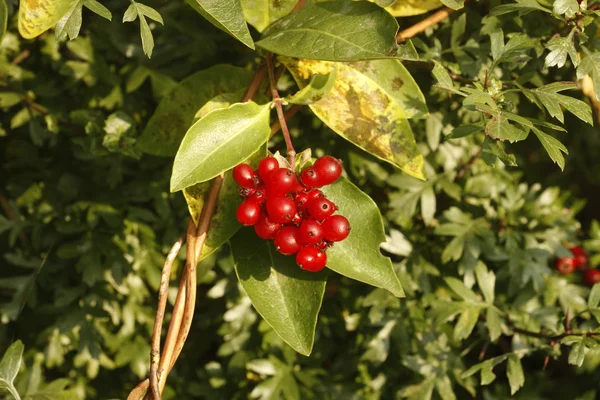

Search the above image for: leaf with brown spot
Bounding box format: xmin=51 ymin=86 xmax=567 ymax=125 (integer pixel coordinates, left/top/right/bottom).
xmin=282 ymin=58 xmax=426 ymax=180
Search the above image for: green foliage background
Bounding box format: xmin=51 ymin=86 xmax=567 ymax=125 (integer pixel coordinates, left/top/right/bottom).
xmin=2 ymin=0 xmax=600 ymax=399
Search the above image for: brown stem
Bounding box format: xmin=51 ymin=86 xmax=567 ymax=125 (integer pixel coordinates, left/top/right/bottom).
xmin=264 ymin=65 xmax=285 ymax=99
xmin=292 ymin=0 xmax=306 ymax=12
xmin=266 ymin=54 xmax=296 ymax=168
xmin=128 ymin=380 xmax=150 ymax=400
xmin=396 ymin=7 xmax=456 ymax=42
xmin=505 ymin=313 xmax=600 ymax=341
xmin=149 ymin=236 xmax=185 ymax=400
xmin=241 ymin=63 xmax=267 ymax=103
xmin=270 ymin=105 xmax=301 ymax=138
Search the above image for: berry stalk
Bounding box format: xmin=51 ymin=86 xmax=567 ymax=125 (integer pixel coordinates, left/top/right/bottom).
xmin=266 ymin=53 xmax=296 ymax=169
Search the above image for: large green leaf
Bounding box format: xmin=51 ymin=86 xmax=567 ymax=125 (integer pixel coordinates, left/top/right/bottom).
xmin=283 ymin=58 xmax=425 ymax=180
xmin=231 ymin=232 xmax=327 ymax=356
xmin=183 ymin=146 xmax=266 ymax=261
xmin=171 ymin=101 xmax=271 ymax=192
xmin=0 ymin=340 xmax=23 ymax=400
xmin=186 ymin=0 xmax=254 ymax=49
xmin=321 ymin=177 xmax=404 ymax=297
xmin=138 ymin=65 xmax=253 ymax=157
xmin=241 ymin=0 xmax=297 ymax=32
xmin=256 ymin=2 xmax=417 ymax=61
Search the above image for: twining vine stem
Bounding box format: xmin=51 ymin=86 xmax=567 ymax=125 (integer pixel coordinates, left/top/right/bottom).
xmin=266 ymin=53 xmax=297 ymax=168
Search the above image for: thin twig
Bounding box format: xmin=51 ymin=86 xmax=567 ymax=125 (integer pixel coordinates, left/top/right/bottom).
xmin=396 ymin=7 xmax=456 ymax=42
xmin=270 ymin=105 xmax=302 ymax=137
xmin=266 ymin=54 xmax=296 ymax=167
xmin=241 ymin=62 xmax=267 ymax=103
xmin=505 ymin=314 xmax=600 ymax=341
xmin=149 ymin=236 xmax=185 ymax=400
xmin=264 ymin=65 xmax=285 ymax=99
xmin=127 ymin=380 xmax=150 ymax=400
xmin=11 ymin=49 xmax=31 ymax=65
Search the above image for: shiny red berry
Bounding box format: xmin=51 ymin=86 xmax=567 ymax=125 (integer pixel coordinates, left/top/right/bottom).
xmin=236 ymin=200 xmax=261 ymax=226
xmin=274 ymin=226 xmax=302 ymax=255
xmin=267 ymin=168 xmax=298 ymax=195
xmin=295 ymin=192 xmax=310 ymax=209
xmin=306 ymin=189 xmax=323 ymax=202
xmin=233 ymin=164 xmax=257 ymax=188
xmin=570 ymin=246 xmax=589 ymax=269
xmin=248 ymin=187 xmax=266 ymax=204
xmin=317 ymin=240 xmax=333 ymax=250
xmin=300 ymin=168 xmax=321 ymax=188
xmin=583 ymin=269 xmax=600 ymax=287
xmin=238 ymin=187 xmax=255 ymax=199
xmin=254 ymin=213 xmax=281 ymax=240
xmin=322 ymin=215 xmax=350 ymax=242
xmin=313 ymin=156 xmax=342 ymax=185
xmin=266 ymin=196 xmax=297 ymax=224
xmin=555 ymin=257 xmax=575 ymax=274
xmin=307 ymin=197 xmax=337 ymax=221
xmin=296 ymin=246 xmax=327 ymax=272
xmin=299 ymin=219 xmax=324 ymax=244
xmin=258 ymin=157 xmax=280 ymax=181
xmin=291 ymin=212 xmax=303 ymax=225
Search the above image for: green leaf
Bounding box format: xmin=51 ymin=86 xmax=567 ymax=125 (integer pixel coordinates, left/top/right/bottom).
xmin=170 ymin=101 xmax=271 ymax=192
xmin=588 ymin=283 xmax=600 ymax=308
xmin=553 ymin=0 xmax=579 ymax=17
xmin=135 ymin=3 xmax=163 ymax=23
xmin=257 ymin=2 xmax=412 ymax=61
xmin=531 ymin=127 xmax=568 ymax=171
xmin=421 ymin=186 xmax=436 ymax=226
xmin=186 ymin=0 xmax=254 ymax=49
xmin=83 ymin=0 xmax=112 ymax=20
xmin=435 ymin=375 xmax=457 ymax=400
xmin=454 ymin=307 xmax=479 ymax=341
xmin=545 ymin=35 xmax=579 ymax=69
xmin=55 ymin=2 xmax=83 ymax=41
xmin=489 ymin=0 xmax=551 ymax=16
xmin=577 ymin=51 xmax=600 ymax=102
xmin=475 ymin=262 xmax=495 ymax=304
xmin=241 ymin=0 xmax=296 ymax=32
xmin=485 ymin=119 xmax=528 ymax=143
xmin=529 ymin=82 xmax=592 ymax=124
xmin=0 ymin=340 xmax=24 ymax=400
xmin=138 ymin=65 xmax=253 ymax=156
xmin=0 ymin=0 xmax=7 ymax=43
xmin=432 ymin=61 xmax=461 ymax=94
xmin=138 ymin=15 xmax=154 ymax=58
xmin=507 ymin=355 xmax=524 ymax=395
xmin=182 ymin=146 xmax=266 ymax=261
xmin=482 ymin=138 xmax=517 ymax=167
xmin=568 ymin=339 xmax=586 ymax=367
xmin=445 ymin=277 xmax=478 ymax=302
xmin=285 ymin=71 xmax=337 ymax=105
xmin=321 ymin=177 xmax=404 ymax=297
xmin=231 ymin=232 xmax=327 ymax=356
xmin=486 ymin=308 xmax=502 ymax=341
xmin=122 ymin=2 xmax=163 ymax=58
xmin=440 ymin=0 xmax=464 ymax=10
xmin=491 ymin=33 xmax=538 ymax=67
xmin=283 ymin=58 xmax=425 ymax=180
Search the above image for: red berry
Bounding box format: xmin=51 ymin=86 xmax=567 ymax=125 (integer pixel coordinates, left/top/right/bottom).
xmin=258 ymin=157 xmax=279 ymax=181
xmin=317 ymin=240 xmax=333 ymax=250
xmin=254 ymin=213 xmax=282 ymax=240
xmin=296 ymin=246 xmax=327 ymax=272
xmin=291 ymin=212 xmax=303 ymax=225
xmin=248 ymin=187 xmax=266 ymax=204
xmin=570 ymin=246 xmax=589 ymax=269
xmin=267 ymin=168 xmax=298 ymax=195
xmin=322 ymin=215 xmax=350 ymax=242
xmin=583 ymin=269 xmax=600 ymax=287
xmin=238 ymin=187 xmax=255 ymax=199
xmin=555 ymin=257 xmax=575 ymax=274
xmin=236 ymin=200 xmax=261 ymax=226
xmin=233 ymin=164 xmax=257 ymax=188
xmin=266 ymin=196 xmax=297 ymax=224
xmin=313 ymin=156 xmax=342 ymax=185
xmin=295 ymin=192 xmax=310 ymax=209
xmin=306 ymin=189 xmax=323 ymax=202
xmin=300 ymin=168 xmax=321 ymax=188
xmin=299 ymin=219 xmax=324 ymax=244
xmin=306 ymin=197 xmax=337 ymax=221
xmin=274 ymin=226 xmax=302 ymax=255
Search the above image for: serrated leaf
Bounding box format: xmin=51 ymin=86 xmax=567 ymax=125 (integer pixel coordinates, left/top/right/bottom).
xmin=507 ymin=355 xmax=524 ymax=395
xmin=231 ymin=232 xmax=327 ymax=356
xmin=588 ymin=284 xmax=600 ymax=308
xmin=257 ymin=2 xmax=415 ymax=61
xmin=83 ymin=0 xmax=111 ymax=20
xmin=321 ymin=177 xmax=404 ymax=297
xmin=182 ymin=146 xmax=266 ymax=261
xmin=18 ymin=0 xmax=77 ymax=39
xmin=531 ymin=127 xmax=568 ymax=171
xmin=241 ymin=0 xmax=296 ymax=32
xmin=553 ymin=0 xmax=579 ymax=17
xmin=485 ymin=119 xmax=528 ymax=143
xmin=0 ymin=340 xmax=24 ymax=399
xmin=0 ymin=0 xmax=7 ymax=43
xmin=138 ymin=65 xmax=253 ymax=156
xmin=545 ymin=35 xmax=579 ymax=69
xmin=445 ymin=277 xmax=478 ymax=302
xmin=454 ymin=307 xmax=479 ymax=341
xmin=55 ymin=2 xmax=82 ymax=41
xmin=568 ymin=339 xmax=586 ymax=367
xmin=384 ymin=0 xmax=443 ymax=16
xmin=475 ymin=262 xmax=495 ymax=304
xmin=285 ymin=70 xmax=337 ymax=105
xmin=283 ymin=58 xmax=425 ymax=180
xmin=187 ymin=0 xmax=254 ymax=49
xmin=577 ymin=51 xmax=600 ymax=103
xmin=529 ymin=82 xmax=592 ymax=124
xmin=171 ymin=101 xmax=271 ymax=192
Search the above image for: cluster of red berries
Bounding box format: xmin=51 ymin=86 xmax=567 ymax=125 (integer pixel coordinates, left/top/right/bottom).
xmin=233 ymin=155 xmax=350 ymax=272
xmin=555 ymin=246 xmax=600 ymax=287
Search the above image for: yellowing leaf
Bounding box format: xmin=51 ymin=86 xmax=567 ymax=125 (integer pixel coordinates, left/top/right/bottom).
xmin=385 ymin=0 xmax=443 ymax=16
xmin=283 ymin=58 xmax=426 ymax=180
xmin=18 ymin=0 xmax=77 ymax=39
